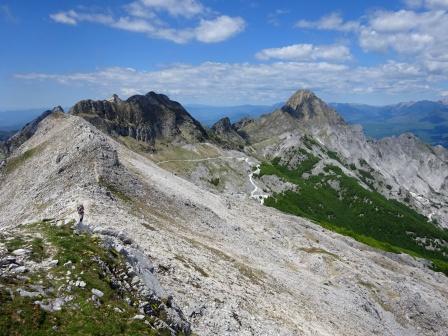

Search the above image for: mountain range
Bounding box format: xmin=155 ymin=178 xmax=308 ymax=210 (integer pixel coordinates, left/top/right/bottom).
xmin=331 ymin=100 xmax=448 ymax=147
xmin=1 ymin=89 xmax=447 ymax=335
xmin=3 ymin=98 xmax=448 ymax=147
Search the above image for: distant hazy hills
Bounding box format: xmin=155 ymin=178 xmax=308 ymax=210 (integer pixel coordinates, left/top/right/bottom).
xmin=330 ymin=100 xmax=448 ymax=147
xmin=188 ymin=100 xmax=448 ymax=147
xmin=0 ymin=108 xmax=48 ymax=131
xmin=2 ymin=99 xmax=447 ymax=147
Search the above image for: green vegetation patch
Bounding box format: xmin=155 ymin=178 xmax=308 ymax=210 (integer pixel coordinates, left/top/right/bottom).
xmin=3 ymin=144 xmax=44 ymax=175
xmin=209 ymin=177 xmax=220 ymax=187
xmin=260 ymin=159 xmax=448 ymax=275
xmin=98 ymin=177 xmax=133 ymax=203
xmin=0 ymin=221 xmax=175 ymax=336
xmin=261 ymin=152 xmax=319 ymax=178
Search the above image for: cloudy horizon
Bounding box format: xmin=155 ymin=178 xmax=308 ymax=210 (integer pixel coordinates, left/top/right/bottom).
xmin=1 ymin=0 xmax=448 ymax=109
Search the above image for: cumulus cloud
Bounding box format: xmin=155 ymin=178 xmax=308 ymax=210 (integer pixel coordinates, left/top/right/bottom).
xmin=14 ymin=59 xmax=442 ymax=105
xmin=403 ymin=0 xmax=448 ymax=9
xmin=267 ymin=9 xmax=290 ymax=26
xmin=256 ymin=44 xmax=352 ymax=62
xmin=295 ymin=6 xmax=448 ymax=77
xmin=296 ymin=13 xmax=359 ymax=32
xmin=50 ymin=11 xmax=78 ymax=25
xmin=195 ymin=16 xmax=245 ymax=43
xmin=50 ymin=0 xmax=245 ymax=44
xmin=134 ymin=0 xmax=204 ymax=18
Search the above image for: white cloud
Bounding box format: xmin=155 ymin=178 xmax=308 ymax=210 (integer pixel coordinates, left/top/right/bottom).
xmin=50 ymin=1 xmax=245 ymax=44
xmin=15 ymin=59 xmax=442 ymax=105
xmin=256 ymin=44 xmax=352 ymax=62
xmin=50 ymin=11 xmax=78 ymax=25
xmin=267 ymin=9 xmax=290 ymax=26
xmin=295 ymin=6 xmax=448 ymax=78
xmin=296 ymin=12 xmax=359 ymax=32
xmin=359 ymin=8 xmax=448 ymax=63
xmin=359 ymin=29 xmax=434 ymax=53
xmin=404 ymin=0 xmax=448 ymax=8
xmin=136 ymin=0 xmax=204 ymax=18
xmin=425 ymin=0 xmax=448 ymax=9
xmin=369 ymin=10 xmax=420 ymax=32
xmin=195 ymin=16 xmax=245 ymax=43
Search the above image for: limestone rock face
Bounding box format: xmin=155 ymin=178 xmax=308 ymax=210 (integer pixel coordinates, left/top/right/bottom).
xmin=70 ymin=92 xmax=207 ymax=147
xmin=210 ymin=117 xmax=246 ymax=149
xmin=237 ymin=89 xmax=345 ymax=143
xmin=281 ymin=89 xmax=345 ymax=126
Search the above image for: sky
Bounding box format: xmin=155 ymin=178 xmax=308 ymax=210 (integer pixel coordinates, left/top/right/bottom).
xmin=1 ymin=0 xmax=448 ymax=110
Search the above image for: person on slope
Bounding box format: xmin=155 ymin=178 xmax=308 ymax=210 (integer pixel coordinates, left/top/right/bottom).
xmin=77 ymin=204 xmax=85 ymax=223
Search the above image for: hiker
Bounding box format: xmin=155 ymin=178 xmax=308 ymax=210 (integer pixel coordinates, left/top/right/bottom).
xmin=77 ymin=204 xmax=85 ymax=223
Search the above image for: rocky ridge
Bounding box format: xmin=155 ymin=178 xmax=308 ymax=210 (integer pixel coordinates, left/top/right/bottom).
xmin=0 ymin=103 xmax=448 ymax=335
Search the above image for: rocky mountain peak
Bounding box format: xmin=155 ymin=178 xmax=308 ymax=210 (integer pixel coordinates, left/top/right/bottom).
xmin=284 ymin=89 xmax=317 ymax=109
xmin=107 ymin=94 xmax=122 ymax=104
xmin=51 ymin=105 xmax=64 ymax=114
xmin=211 ymin=117 xmax=232 ymax=134
xmin=210 ymin=117 xmax=246 ymax=149
xmin=281 ymin=89 xmax=345 ymax=126
xmin=70 ymin=91 xmax=207 ymax=147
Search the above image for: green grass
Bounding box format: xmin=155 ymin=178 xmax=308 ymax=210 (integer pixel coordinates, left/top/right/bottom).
xmin=29 ymin=237 xmax=47 ymax=262
xmin=98 ymin=177 xmax=133 ymax=203
xmin=0 ymin=221 xmax=177 ymax=336
xmin=326 ymin=150 xmax=343 ymax=164
xmin=5 ymin=236 xmax=26 ymax=252
xmin=260 ymin=159 xmax=448 ymax=275
xmin=260 ymin=152 xmax=319 ymax=178
xmin=4 ymin=145 xmax=43 ymax=175
xmin=209 ymin=177 xmax=220 ymax=186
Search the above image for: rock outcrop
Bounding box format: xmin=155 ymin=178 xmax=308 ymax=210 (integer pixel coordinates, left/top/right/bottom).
xmin=70 ymin=92 xmax=207 ymax=148
xmin=210 ymin=117 xmax=246 ymax=149
xmin=281 ymin=89 xmax=345 ymax=126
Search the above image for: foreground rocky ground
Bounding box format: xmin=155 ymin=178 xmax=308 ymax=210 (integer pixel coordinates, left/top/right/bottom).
xmin=1 ymin=112 xmax=448 ymax=335
xmin=0 ymin=219 xmax=190 ymax=335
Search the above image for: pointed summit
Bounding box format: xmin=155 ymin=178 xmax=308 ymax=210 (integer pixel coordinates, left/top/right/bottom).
xmin=52 ymin=106 xmax=64 ymax=113
xmin=284 ymin=89 xmax=317 ymax=110
xmin=107 ymin=94 xmax=122 ymax=104
xmin=281 ymin=89 xmax=345 ymax=126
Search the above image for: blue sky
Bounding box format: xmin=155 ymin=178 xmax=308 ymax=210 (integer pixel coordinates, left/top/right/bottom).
xmin=1 ymin=0 xmax=448 ymax=110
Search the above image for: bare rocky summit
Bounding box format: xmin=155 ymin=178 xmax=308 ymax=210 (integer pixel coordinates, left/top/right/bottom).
xmin=210 ymin=117 xmax=246 ymax=149
xmin=70 ymin=92 xmax=207 ymax=148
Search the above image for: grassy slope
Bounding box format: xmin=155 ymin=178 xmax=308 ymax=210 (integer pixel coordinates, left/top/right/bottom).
xmin=0 ymin=221 xmax=174 ymax=336
xmin=260 ymin=154 xmax=448 ymax=274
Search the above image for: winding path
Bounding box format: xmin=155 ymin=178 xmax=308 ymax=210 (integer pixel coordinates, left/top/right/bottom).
xmin=157 ymin=156 xmax=268 ymax=204
xmin=245 ymin=158 xmax=269 ymax=204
